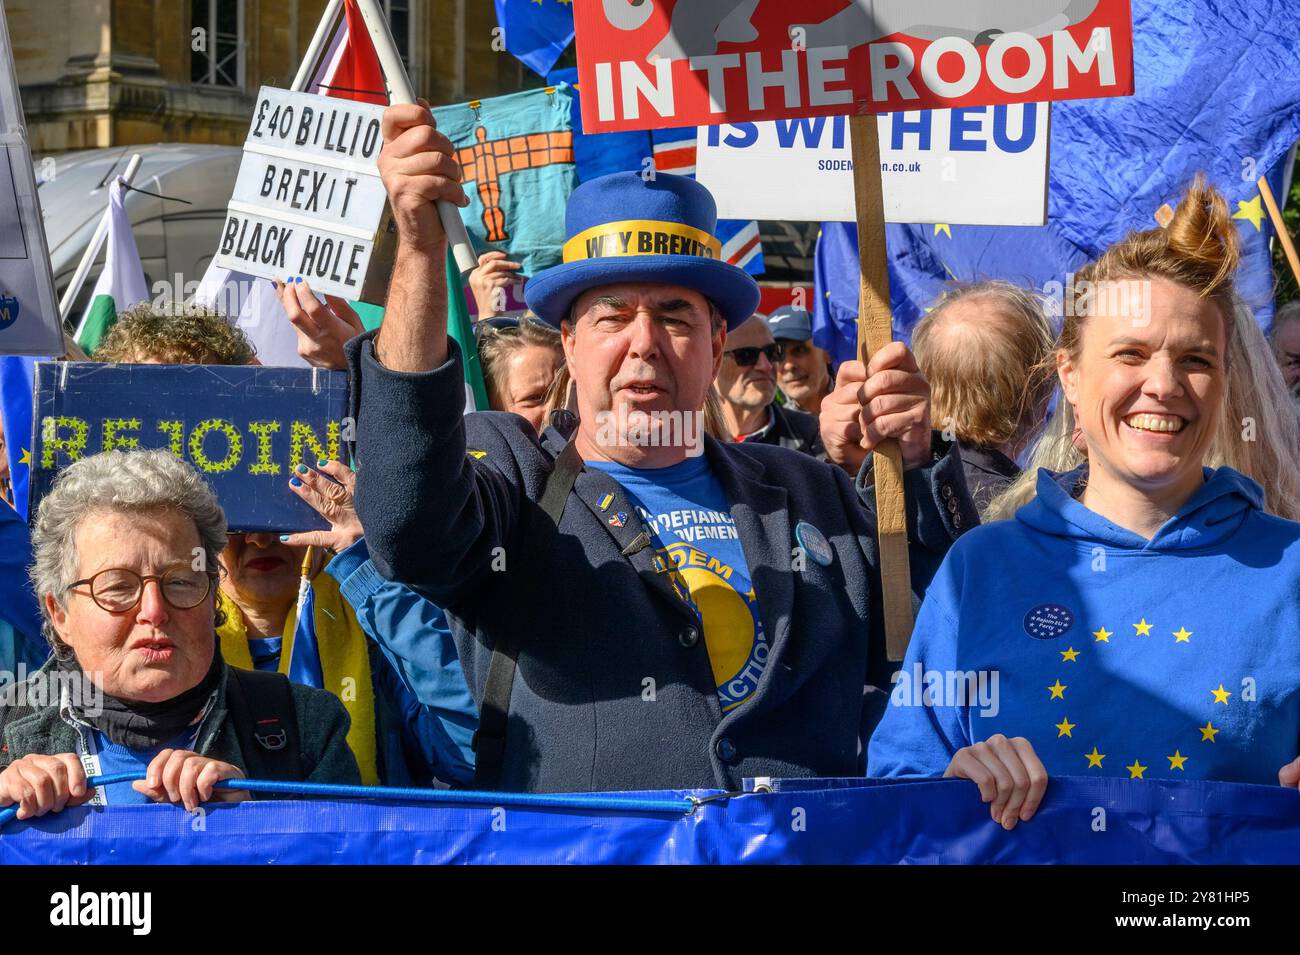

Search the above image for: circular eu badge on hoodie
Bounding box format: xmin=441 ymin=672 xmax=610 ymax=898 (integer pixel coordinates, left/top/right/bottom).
xmin=1024 ymin=604 xmax=1074 ymax=640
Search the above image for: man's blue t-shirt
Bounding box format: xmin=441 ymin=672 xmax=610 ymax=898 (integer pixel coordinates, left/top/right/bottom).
xmin=586 ymin=455 xmax=767 ymax=712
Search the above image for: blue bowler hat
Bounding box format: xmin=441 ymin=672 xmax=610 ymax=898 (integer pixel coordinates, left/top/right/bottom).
xmin=524 ymin=172 xmax=760 ymax=330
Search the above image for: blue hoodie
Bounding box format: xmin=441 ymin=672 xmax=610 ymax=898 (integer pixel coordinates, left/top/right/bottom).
xmin=868 ymin=466 xmax=1300 ymax=786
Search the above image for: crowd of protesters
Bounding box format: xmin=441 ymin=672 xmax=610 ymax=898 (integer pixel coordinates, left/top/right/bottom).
xmin=3 ymin=103 xmax=1300 ymax=827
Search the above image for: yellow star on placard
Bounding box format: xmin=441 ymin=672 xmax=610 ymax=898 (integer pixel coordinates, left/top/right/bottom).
xmin=934 ymin=223 xmax=952 ymax=238
xmin=1173 ymin=627 xmax=1192 ymax=643
xmin=1199 ymin=721 xmax=1219 ymax=742
xmin=1056 ymin=717 xmax=1076 ymax=738
xmin=1085 ymin=747 xmax=1105 ymax=768
xmin=1167 ymin=751 xmax=1188 ymax=771
xmin=1133 ymin=618 xmax=1153 ymax=636
xmin=1212 ymin=684 xmax=1232 ymax=705
xmin=18 ymin=447 xmax=30 ymax=466
xmin=1233 ymin=194 xmax=1265 ymax=232
xmin=1060 ymin=646 xmax=1080 ymax=662
xmin=1048 ymin=679 xmax=1067 ymax=700
xmin=1126 ymin=759 xmax=1147 ymax=779
xmin=1092 ymin=627 xmax=1112 ymax=643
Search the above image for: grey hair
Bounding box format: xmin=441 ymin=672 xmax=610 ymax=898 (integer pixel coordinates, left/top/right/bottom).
xmin=1273 ymin=300 xmax=1300 ymax=345
xmin=30 ymin=449 xmax=228 ymax=659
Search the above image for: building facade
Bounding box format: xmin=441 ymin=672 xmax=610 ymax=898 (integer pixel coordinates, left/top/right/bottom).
xmin=8 ymin=0 xmax=532 ymax=152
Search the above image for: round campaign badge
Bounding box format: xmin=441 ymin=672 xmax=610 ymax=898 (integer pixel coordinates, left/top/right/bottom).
xmin=795 ymin=521 xmax=834 ymax=567
xmin=0 ymin=294 xmax=19 ymax=330
xmin=1023 ymin=603 xmax=1074 ymax=640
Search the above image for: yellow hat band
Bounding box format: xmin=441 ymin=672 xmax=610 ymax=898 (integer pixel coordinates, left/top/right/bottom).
xmin=562 ymin=220 xmax=722 ymax=264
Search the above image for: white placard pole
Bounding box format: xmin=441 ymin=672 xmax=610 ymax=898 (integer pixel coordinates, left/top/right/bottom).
xmin=353 ymin=0 xmax=477 ymax=275
xmin=292 ymin=0 xmax=344 ymax=92
xmin=58 ymin=152 xmax=143 ymax=322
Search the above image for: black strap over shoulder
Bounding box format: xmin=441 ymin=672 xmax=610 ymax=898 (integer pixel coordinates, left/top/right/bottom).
xmin=472 ymin=433 xmax=582 ymax=788
xmin=225 ymin=668 xmax=306 ymax=784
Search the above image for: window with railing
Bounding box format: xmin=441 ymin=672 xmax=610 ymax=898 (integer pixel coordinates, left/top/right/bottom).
xmin=191 ymin=0 xmax=244 ymax=89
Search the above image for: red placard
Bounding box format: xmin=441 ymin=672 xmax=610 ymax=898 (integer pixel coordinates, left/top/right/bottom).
xmin=576 ymin=0 xmax=1133 ymax=133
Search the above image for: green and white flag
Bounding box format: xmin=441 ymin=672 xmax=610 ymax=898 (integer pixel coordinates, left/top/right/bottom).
xmin=74 ymin=179 xmax=149 ymax=355
xmin=447 ymin=252 xmax=489 ymax=413
xmin=341 ymin=252 xmax=489 ymax=414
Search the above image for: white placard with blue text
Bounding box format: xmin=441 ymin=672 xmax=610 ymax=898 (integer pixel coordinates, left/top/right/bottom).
xmin=696 ymin=104 xmax=1050 ymax=226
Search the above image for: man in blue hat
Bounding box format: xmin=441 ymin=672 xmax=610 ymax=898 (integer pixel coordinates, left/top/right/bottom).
xmin=344 ymin=105 xmax=978 ymax=793
xmin=766 ymin=307 xmax=834 ymax=417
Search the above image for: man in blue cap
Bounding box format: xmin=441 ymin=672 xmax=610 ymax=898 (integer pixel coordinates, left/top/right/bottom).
xmin=766 ymin=307 xmax=834 ymax=417
xmin=345 ymin=105 xmax=977 ymax=793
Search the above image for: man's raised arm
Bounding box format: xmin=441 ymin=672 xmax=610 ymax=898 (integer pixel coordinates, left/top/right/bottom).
xmin=373 ymin=102 xmax=470 ymax=373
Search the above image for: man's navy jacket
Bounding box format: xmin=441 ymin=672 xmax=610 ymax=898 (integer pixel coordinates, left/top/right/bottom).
xmin=346 ymin=333 xmax=978 ymax=793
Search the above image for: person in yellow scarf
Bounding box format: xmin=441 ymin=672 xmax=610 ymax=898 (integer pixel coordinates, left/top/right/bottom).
xmin=216 ymin=460 xmax=380 ymax=785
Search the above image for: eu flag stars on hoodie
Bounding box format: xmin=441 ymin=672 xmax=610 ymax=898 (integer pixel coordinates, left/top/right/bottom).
xmin=868 ymin=466 xmax=1300 ymax=786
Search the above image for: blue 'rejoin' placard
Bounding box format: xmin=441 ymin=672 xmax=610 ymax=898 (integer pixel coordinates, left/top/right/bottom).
xmin=29 ymin=363 xmax=349 ymax=532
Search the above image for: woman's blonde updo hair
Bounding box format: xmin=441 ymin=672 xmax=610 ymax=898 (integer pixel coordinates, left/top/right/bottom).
xmin=985 ymin=175 xmax=1300 ymax=522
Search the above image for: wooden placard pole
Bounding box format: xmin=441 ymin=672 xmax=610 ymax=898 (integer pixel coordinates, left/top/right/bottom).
xmin=848 ymin=114 xmax=913 ymax=661
xmin=1259 ymin=175 xmax=1300 ymax=289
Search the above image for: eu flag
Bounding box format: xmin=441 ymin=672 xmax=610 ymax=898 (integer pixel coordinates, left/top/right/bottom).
xmin=494 ymin=0 xmax=575 ymax=77
xmin=0 ymin=354 xmax=43 ymax=520
xmin=814 ymin=0 xmax=1300 ymax=359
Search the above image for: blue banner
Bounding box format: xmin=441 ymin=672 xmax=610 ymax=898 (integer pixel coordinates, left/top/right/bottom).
xmin=3 ymin=777 xmax=1298 ymax=864
xmin=29 ymin=363 xmax=348 ymax=532
xmin=814 ymin=0 xmax=1300 ymax=358
xmin=434 ymin=86 xmax=578 ymax=278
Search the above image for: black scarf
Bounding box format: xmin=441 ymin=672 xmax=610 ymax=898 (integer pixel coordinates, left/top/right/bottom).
xmin=59 ymin=644 xmax=224 ymax=751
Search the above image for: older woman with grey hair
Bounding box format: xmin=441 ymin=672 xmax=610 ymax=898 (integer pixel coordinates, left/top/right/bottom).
xmin=0 ymin=449 xmax=359 ymax=821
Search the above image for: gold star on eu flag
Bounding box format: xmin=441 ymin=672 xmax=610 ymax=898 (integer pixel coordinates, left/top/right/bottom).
xmin=1060 ymin=646 xmax=1080 ymax=662
xmin=1167 ymin=751 xmax=1188 ymax=771
xmin=1047 ymin=679 xmax=1067 ymax=700
xmin=1199 ymin=721 xmax=1219 ymax=742
xmin=1173 ymin=627 xmax=1192 ymax=643
xmin=1126 ymin=759 xmax=1147 ymax=779
xmin=1233 ymin=194 xmax=1265 ymax=231
xmin=1085 ymin=747 xmax=1105 ymax=768
xmin=1092 ymin=627 xmax=1112 ymax=643
xmin=1212 ymin=684 xmax=1232 ymax=705
xmin=1133 ymin=618 xmax=1153 ymax=636
xmin=1055 ymin=717 xmax=1075 ymax=738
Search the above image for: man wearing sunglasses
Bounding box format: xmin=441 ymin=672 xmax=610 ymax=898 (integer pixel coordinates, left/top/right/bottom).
xmin=344 ymin=103 xmax=978 ymax=794
xmin=715 ymin=315 xmax=825 ymax=458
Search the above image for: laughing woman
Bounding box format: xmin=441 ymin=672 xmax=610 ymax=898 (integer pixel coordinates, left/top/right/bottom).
xmin=867 ymin=178 xmax=1300 ymax=828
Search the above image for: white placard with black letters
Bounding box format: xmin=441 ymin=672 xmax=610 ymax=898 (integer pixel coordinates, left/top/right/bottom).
xmin=213 ymin=87 xmax=396 ymax=301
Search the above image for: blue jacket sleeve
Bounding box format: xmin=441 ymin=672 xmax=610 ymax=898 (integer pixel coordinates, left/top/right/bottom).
xmin=865 ymin=551 xmax=973 ymax=778
xmin=327 ymin=539 xmax=478 ymax=786
xmin=345 ymin=332 xmax=533 ymax=610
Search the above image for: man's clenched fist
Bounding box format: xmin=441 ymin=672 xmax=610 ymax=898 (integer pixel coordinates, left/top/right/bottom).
xmin=820 ymin=341 xmax=933 ymax=475
xmin=378 ymin=101 xmax=470 ymax=251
